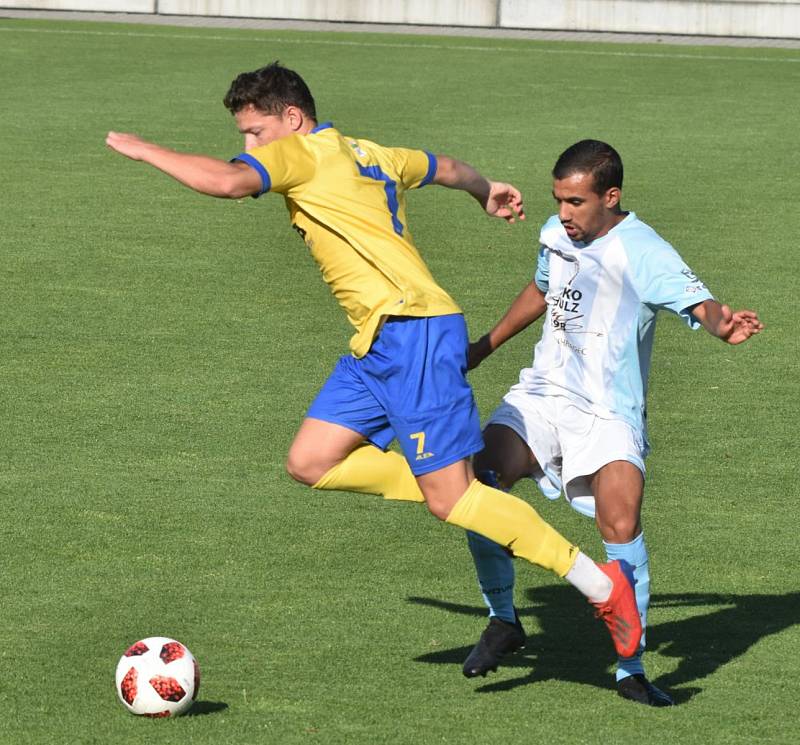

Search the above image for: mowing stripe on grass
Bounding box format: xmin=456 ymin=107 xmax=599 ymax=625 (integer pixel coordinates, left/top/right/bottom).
xmin=1 ymin=24 xmax=799 ymax=64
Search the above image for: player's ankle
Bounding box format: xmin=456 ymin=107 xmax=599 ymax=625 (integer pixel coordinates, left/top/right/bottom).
xmin=564 ymin=553 xmax=613 ymax=603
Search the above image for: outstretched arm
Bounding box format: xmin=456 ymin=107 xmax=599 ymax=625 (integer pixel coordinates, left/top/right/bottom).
xmin=690 ymin=299 xmax=764 ymax=345
xmin=469 ymin=281 xmax=547 ymax=369
xmin=105 ymin=132 xmax=262 ymax=199
xmin=432 ymin=155 xmax=525 ymax=224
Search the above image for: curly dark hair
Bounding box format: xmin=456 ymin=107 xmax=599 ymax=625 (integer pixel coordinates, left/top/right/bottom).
xmin=223 ymin=61 xmax=317 ymax=120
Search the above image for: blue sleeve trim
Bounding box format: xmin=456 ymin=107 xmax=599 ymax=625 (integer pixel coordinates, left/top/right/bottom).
xmin=311 ymin=121 xmax=334 ymax=133
xmin=232 ymin=153 xmax=271 ymax=196
xmin=419 ymin=151 xmax=437 ymax=188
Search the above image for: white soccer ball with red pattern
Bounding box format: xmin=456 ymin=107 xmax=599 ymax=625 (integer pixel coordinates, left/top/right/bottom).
xmin=115 ymin=637 xmax=200 ymax=717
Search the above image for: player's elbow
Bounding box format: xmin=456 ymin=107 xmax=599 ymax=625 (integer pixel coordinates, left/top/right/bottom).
xmin=210 ymin=163 xmax=262 ymax=199
xmin=215 ymin=174 xmax=255 ymax=200
xmin=431 ymin=154 xmax=455 ymax=186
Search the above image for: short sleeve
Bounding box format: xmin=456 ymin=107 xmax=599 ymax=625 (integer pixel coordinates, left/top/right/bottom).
xmin=231 ymin=135 xmax=317 ymax=196
xmin=391 ymin=148 xmax=437 ymax=190
xmin=534 ymin=246 xmax=550 ymax=292
xmin=631 ymin=244 xmax=714 ymax=328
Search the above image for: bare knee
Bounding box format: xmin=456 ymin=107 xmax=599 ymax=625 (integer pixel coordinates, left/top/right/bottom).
xmin=596 ymin=515 xmax=641 ymax=544
xmin=424 ymin=495 xmax=452 ymax=521
xmin=285 ymin=449 xmax=326 ymax=486
xmin=285 ymin=418 xmax=364 ymax=487
xmin=416 ymin=459 xmax=473 ymax=521
xmin=591 ymin=461 xmax=644 ymax=544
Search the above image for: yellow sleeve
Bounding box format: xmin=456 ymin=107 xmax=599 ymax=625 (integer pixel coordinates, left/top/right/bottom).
xmin=389 ymin=147 xmax=438 ymax=190
xmin=232 ymin=135 xmax=317 ymax=196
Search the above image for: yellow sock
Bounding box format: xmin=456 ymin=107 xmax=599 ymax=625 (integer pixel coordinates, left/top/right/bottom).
xmin=446 ymin=479 xmax=578 ymax=576
xmin=312 ymin=445 xmax=424 ymax=502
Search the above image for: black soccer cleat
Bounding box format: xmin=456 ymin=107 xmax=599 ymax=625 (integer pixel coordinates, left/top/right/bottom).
xmin=617 ymin=674 xmax=675 ymax=707
xmin=462 ymin=612 xmax=526 ymax=678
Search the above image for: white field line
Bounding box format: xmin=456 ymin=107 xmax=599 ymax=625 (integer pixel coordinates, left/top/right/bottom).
xmin=1 ymin=23 xmax=799 ymax=63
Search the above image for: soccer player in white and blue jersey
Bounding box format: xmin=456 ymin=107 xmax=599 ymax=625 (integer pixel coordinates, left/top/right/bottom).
xmin=465 ymin=140 xmax=763 ymax=705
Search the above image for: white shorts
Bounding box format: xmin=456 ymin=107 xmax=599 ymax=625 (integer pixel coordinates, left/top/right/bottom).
xmin=485 ymin=390 xmax=647 ymax=519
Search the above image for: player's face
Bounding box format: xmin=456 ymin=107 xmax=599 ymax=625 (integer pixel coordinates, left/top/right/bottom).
xmin=552 ymin=172 xmax=622 ymax=244
xmin=235 ymin=104 xmax=298 ymax=150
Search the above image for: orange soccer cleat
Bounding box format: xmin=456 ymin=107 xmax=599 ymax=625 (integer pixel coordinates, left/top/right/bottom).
xmin=591 ymin=560 xmax=642 ymax=658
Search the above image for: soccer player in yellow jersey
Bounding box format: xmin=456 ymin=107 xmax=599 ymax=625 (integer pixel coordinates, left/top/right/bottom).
xmin=106 ymin=62 xmax=642 ymax=669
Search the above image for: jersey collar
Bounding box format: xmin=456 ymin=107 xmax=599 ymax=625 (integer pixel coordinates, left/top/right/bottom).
xmin=310 ymin=121 xmax=334 ymax=133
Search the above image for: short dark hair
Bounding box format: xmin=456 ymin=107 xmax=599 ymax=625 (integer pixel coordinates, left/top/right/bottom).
xmin=552 ymin=140 xmax=623 ymax=195
xmin=223 ymin=61 xmax=317 ymax=120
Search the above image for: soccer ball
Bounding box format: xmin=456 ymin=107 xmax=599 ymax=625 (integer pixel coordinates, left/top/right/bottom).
xmin=115 ymin=637 xmax=200 ymax=717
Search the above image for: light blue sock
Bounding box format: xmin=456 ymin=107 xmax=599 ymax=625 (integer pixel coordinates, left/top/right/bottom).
xmin=468 ymin=469 xmax=516 ymax=624
xmin=467 ymin=531 xmax=517 ymax=624
xmin=604 ymin=533 xmax=649 ymax=681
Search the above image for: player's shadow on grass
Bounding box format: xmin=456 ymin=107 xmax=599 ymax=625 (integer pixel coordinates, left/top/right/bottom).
xmin=409 ymin=588 xmax=800 ymax=702
xmin=186 ymin=700 xmax=229 ymax=716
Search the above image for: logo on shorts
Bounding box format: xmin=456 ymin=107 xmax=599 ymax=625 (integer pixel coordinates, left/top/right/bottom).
xmin=410 ymin=431 xmax=434 ymax=461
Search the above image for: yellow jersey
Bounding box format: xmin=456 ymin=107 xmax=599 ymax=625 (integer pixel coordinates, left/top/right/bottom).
xmin=234 ymin=123 xmax=461 ymax=357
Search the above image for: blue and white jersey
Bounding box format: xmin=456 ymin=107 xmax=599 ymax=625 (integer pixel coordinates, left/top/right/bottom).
xmin=521 ymin=212 xmax=714 ymax=440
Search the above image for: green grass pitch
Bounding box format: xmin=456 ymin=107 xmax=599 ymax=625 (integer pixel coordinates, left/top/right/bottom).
xmin=1 ymin=16 xmax=798 ymax=744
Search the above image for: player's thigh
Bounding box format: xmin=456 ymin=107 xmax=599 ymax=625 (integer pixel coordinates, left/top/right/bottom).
xmin=286 ymin=417 xmax=367 ymax=485
xmin=477 ymin=390 xmax=559 ymax=491
xmin=473 ymin=423 xmax=538 ymax=489
xmin=287 ymin=354 xmax=390 ymax=484
xmin=589 ymin=460 xmax=644 ymax=543
xmin=358 ymin=315 xmax=483 ymax=518
xmin=559 ymin=407 xmax=646 ymax=522
xmin=364 ymin=314 xmax=483 ymax=476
